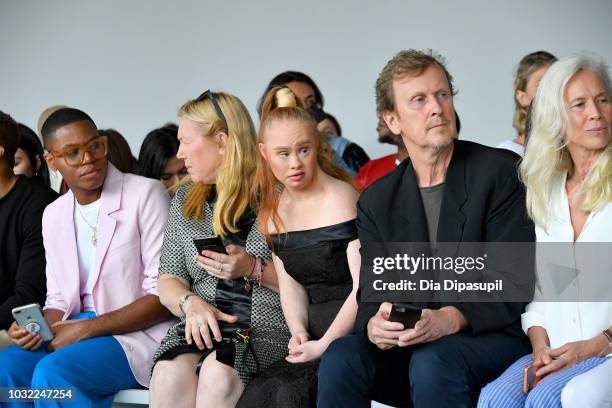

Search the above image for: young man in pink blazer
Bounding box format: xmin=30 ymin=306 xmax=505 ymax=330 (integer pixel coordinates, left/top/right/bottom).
xmin=0 ymin=108 xmax=174 ymax=407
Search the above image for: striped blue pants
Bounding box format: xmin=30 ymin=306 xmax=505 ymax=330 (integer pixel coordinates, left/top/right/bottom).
xmin=478 ymin=353 xmax=610 ymax=408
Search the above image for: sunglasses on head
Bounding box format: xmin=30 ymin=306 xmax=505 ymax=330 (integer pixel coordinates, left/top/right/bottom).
xmin=196 ymin=90 xmax=228 ymax=131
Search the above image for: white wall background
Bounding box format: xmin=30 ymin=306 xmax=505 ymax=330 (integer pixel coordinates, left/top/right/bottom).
xmin=1 ymin=0 xmax=611 ymax=159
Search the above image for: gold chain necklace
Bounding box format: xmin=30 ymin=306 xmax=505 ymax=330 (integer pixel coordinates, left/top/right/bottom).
xmin=75 ymin=200 xmax=100 ymax=246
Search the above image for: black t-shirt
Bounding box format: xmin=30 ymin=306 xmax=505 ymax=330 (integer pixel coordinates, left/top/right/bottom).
xmin=0 ymin=176 xmax=58 ymax=329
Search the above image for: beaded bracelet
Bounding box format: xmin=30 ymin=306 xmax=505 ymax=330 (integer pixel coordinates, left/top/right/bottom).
xmin=603 ymin=329 xmax=612 ymax=349
xmin=243 ymin=257 xmax=267 ymax=292
xmin=243 ymin=256 xmax=256 ymax=292
xmin=257 ymin=258 xmax=266 ymax=287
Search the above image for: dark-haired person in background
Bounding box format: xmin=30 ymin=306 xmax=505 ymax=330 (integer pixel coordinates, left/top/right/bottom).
xmin=14 ymin=123 xmax=51 ymax=186
xmin=0 ymin=108 xmax=173 ymax=407
xmin=99 ymin=128 xmax=138 ymax=174
xmin=0 ymin=111 xmax=57 ymax=350
xmin=314 ymin=110 xmax=370 ymax=174
xmin=257 ymin=71 xmax=369 ymax=175
xmin=355 ymin=112 xmax=407 ymax=190
xmin=137 ymin=123 xmax=186 ymax=191
xmin=37 ymin=105 xmax=69 ymax=193
xmin=256 ymin=71 xmax=325 ymax=114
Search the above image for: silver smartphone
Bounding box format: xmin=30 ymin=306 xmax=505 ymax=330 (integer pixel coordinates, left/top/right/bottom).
xmin=12 ymin=303 xmax=54 ymax=341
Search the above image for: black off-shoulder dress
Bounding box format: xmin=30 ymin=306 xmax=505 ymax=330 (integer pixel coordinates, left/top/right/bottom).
xmin=237 ymin=219 xmax=357 ymax=408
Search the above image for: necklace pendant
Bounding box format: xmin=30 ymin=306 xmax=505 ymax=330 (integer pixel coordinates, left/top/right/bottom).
xmin=91 ymin=231 xmax=97 ymax=246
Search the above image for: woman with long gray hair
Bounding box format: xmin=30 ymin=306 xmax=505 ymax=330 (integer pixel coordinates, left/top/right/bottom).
xmin=479 ymin=55 xmax=612 ymax=407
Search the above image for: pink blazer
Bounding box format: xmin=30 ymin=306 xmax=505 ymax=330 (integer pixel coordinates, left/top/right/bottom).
xmin=42 ymin=163 xmax=174 ymax=386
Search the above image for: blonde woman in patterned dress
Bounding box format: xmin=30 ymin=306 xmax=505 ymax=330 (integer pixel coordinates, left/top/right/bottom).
xmin=149 ymin=91 xmax=289 ymax=408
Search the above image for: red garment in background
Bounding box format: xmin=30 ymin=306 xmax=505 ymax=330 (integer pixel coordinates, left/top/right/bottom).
xmin=355 ymin=153 xmax=398 ymax=191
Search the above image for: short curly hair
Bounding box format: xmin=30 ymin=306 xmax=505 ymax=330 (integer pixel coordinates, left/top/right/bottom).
xmin=375 ymin=49 xmax=456 ymax=113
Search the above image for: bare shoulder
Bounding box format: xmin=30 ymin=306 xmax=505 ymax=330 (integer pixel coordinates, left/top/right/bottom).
xmin=326 ymin=177 xmax=359 ymax=217
xmin=329 ymin=177 xmax=359 ymax=202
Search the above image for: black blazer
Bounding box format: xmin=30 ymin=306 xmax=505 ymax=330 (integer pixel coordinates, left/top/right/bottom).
xmin=355 ymin=139 xmax=535 ymax=338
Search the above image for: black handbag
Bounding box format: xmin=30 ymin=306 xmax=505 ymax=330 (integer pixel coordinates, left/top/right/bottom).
xmin=176 ymin=275 xmax=253 ymax=342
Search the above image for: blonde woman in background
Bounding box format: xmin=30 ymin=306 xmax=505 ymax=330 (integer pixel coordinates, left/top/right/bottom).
xmin=497 ymin=51 xmax=557 ymax=156
xmin=479 ymin=54 xmax=612 ymax=408
xmin=149 ymin=91 xmax=289 ymax=408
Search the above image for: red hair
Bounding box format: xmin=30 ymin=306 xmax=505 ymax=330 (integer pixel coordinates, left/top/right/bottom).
xmin=254 ymin=86 xmax=354 ymax=242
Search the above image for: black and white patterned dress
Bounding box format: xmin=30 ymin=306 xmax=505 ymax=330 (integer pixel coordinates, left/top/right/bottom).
xmin=152 ymin=184 xmax=290 ymax=384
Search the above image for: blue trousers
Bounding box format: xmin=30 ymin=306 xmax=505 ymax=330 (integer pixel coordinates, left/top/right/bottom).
xmin=478 ymin=353 xmax=611 ymax=408
xmin=317 ymin=333 xmax=530 ymax=408
xmin=0 ymin=312 xmax=140 ymax=408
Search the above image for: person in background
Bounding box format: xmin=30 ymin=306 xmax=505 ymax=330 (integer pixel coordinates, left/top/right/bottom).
xmin=257 ymin=71 xmax=367 ymax=176
xmin=355 ymin=112 xmax=408 ymax=190
xmin=479 ymin=54 xmax=612 ymax=408
xmin=0 ymin=111 xmax=57 ymax=351
xmin=497 ymin=51 xmax=557 ymax=156
xmin=137 ymin=123 xmax=186 ymax=191
xmin=14 ymin=123 xmax=51 ymax=186
xmin=316 ymin=112 xmax=342 ymax=139
xmin=37 ymin=105 xmax=68 ymax=193
xmin=99 ymin=128 xmax=138 ymax=173
xmin=314 ymin=110 xmax=370 ymax=174
xmin=257 ymin=71 xmax=325 ymax=114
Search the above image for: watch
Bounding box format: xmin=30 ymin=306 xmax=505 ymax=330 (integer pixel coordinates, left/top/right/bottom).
xmin=178 ymin=292 xmax=197 ymax=316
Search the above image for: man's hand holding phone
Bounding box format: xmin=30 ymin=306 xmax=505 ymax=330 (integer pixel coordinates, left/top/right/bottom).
xmin=397 ymin=307 xmax=466 ymax=347
xmin=368 ymin=303 xmax=467 ymax=350
xmin=367 ymin=302 xmax=411 ymax=350
xmin=10 ymin=303 xmax=55 ymax=351
xmin=8 ymin=320 xmax=44 ymax=351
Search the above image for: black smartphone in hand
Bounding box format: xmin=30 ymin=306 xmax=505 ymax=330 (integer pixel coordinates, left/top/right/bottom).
xmin=193 ymin=235 xmax=228 ymax=255
xmin=389 ymin=303 xmax=423 ymax=329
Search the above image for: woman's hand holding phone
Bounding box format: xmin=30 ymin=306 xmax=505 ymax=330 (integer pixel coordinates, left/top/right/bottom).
xmin=196 ymin=244 xmax=254 ymax=280
xmin=532 ymin=345 xmax=552 ymax=368
xmin=535 ymin=340 xmax=599 ymax=377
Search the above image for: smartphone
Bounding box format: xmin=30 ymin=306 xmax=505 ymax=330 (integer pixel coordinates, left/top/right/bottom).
xmin=389 ymin=303 xmax=423 ymax=329
xmin=12 ymin=303 xmax=53 ymax=341
xmin=523 ymin=364 xmax=536 ymax=394
xmin=193 ymin=235 xmax=228 ymax=255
